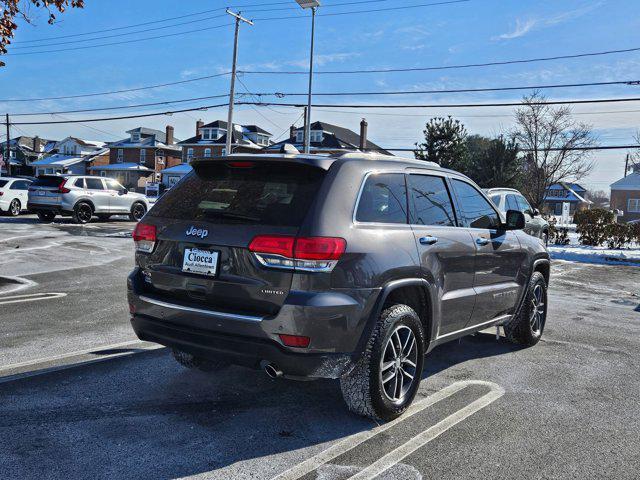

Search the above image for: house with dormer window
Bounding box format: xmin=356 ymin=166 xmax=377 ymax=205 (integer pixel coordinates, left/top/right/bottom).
xmin=1 ymin=135 xmax=57 ymax=176
xmin=30 ymin=137 xmax=109 ymax=176
xmin=264 ymin=119 xmax=389 ymax=155
xmin=91 ymin=126 xmax=182 ymax=192
xmin=177 ymin=120 xmax=272 ymax=162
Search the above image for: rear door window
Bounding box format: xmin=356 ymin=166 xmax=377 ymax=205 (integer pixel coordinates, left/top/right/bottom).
xmin=505 ymin=194 xmax=519 ymax=211
xmin=451 ymin=179 xmax=500 ymax=229
xmin=85 ymin=178 xmax=105 ymax=190
xmin=356 ymin=173 xmax=408 ymax=224
xmin=408 ymin=174 xmax=456 ymax=226
xmin=11 ymin=181 xmax=29 ymax=190
xmin=149 ymin=162 xmax=326 ymax=227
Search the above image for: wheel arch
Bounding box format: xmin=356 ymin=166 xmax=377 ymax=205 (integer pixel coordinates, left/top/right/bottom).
xmin=74 ymin=198 xmax=96 ymax=212
xmin=355 ymin=278 xmax=436 ymax=361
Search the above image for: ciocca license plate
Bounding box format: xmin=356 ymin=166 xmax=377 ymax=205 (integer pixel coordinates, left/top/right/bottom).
xmin=182 ymin=248 xmax=219 ymax=276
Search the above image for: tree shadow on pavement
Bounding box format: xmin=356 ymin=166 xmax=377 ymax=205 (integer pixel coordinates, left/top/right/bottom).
xmin=0 ymin=334 xmax=519 ymax=479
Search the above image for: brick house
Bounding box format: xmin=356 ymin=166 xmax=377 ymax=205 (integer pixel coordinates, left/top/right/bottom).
xmin=1 ymin=136 xmax=57 ymax=176
xmin=93 ymin=126 xmax=182 ymax=191
xmin=30 ymin=137 xmax=109 ymax=176
xmin=264 ymin=119 xmax=389 ymax=155
xmin=610 ymin=165 xmax=640 ymax=222
xmin=178 ymin=120 xmax=272 ymax=162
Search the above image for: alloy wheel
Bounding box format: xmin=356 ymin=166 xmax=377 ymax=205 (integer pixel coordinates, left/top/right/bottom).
xmin=77 ymin=204 xmax=92 ymax=223
xmin=380 ymin=325 xmax=418 ymax=404
xmin=10 ymin=200 xmax=20 ymax=216
xmin=132 ymin=203 xmax=146 ymax=221
xmin=529 ymin=284 xmax=546 ymax=333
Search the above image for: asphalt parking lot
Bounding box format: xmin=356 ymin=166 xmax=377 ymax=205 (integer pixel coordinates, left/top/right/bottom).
xmin=1 ymin=215 xmax=639 ymax=479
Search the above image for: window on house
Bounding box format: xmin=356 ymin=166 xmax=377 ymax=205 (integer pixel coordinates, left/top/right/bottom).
xmin=628 ymin=198 xmax=640 ymax=213
xmin=131 ymin=132 xmax=140 ymax=142
xmin=202 ymin=129 xmax=210 ymax=140
xmin=140 ymin=149 xmax=146 ymax=164
xmin=117 ymin=149 xmax=123 ymax=163
xmin=310 ymin=131 xmax=323 ymax=143
xmin=100 ymin=171 xmax=106 ymax=177
xmin=222 ymin=148 xmax=226 ymax=156
xmin=295 ymin=131 xmax=304 ymax=143
xmin=204 ymin=148 xmax=212 ymax=158
xmin=9 ymin=150 xmax=16 ymax=158
xmin=187 ymin=148 xmax=194 ymax=160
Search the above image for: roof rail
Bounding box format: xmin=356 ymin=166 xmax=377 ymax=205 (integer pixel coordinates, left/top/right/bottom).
xmin=330 ymin=150 xmax=440 ymax=168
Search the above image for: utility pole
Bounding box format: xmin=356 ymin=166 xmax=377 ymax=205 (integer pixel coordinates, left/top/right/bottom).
xmin=624 ymin=153 xmax=629 ymax=177
xmin=3 ymin=114 xmax=10 ymax=177
xmin=225 ymin=10 xmax=253 ymax=156
xmin=302 ymin=106 xmax=308 ymax=148
xmin=304 ymin=6 xmax=317 ymax=154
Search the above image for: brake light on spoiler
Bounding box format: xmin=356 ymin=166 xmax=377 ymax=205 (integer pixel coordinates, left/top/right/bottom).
xmin=249 ymin=235 xmax=346 ymax=272
xmin=132 ymin=223 xmax=157 ymax=253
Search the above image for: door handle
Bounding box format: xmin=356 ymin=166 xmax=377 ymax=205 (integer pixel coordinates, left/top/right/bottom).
xmin=476 ymin=237 xmax=490 ymax=246
xmin=419 ymin=236 xmax=438 ymax=245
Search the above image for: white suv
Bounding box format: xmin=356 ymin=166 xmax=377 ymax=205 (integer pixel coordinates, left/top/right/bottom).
xmin=0 ymin=177 xmax=32 ymax=216
xmin=28 ymin=175 xmax=149 ymax=224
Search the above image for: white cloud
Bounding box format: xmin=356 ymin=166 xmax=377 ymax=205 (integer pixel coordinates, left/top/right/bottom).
xmin=402 ymin=44 xmax=426 ymax=51
xmin=494 ymin=18 xmax=538 ymax=40
xmin=286 ymin=52 xmax=360 ymax=68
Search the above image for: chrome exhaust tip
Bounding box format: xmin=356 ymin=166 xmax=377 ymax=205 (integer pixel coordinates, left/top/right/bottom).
xmin=261 ymin=361 xmax=283 ymax=379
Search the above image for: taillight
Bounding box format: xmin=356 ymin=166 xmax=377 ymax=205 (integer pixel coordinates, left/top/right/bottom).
xmin=132 ymin=223 xmax=157 ymax=253
xmin=227 ymin=161 xmax=254 ymax=168
xmin=57 ymin=179 xmax=71 ymax=194
xmin=0 ymin=192 xmax=3 ymax=196
xmin=249 ymin=235 xmax=346 ymax=272
xmin=279 ymin=334 xmax=310 ymax=348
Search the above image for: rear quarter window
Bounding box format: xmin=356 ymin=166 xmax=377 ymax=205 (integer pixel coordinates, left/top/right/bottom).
xmin=0 ymin=180 xmax=8 ymax=188
xmin=355 ymin=173 xmax=408 ymax=224
xmin=148 ymin=162 xmax=326 ymax=227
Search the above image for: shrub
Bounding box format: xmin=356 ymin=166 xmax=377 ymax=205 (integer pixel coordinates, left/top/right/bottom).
xmin=574 ymin=209 xmax=614 ymax=246
xmin=554 ymin=228 xmax=570 ymax=245
xmin=605 ymin=223 xmax=633 ymax=249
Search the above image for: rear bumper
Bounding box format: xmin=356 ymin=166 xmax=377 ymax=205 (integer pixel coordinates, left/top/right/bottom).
xmin=127 ymin=268 xmax=379 ymax=379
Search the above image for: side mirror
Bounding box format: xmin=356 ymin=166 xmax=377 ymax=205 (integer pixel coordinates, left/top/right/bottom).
xmin=121 ymin=188 xmax=128 ymax=195
xmin=505 ymin=210 xmax=526 ymax=230
xmin=529 ymin=208 xmax=539 ymax=217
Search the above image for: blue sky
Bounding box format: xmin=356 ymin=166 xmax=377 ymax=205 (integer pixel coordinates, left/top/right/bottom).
xmin=1 ymin=0 xmax=639 ymax=190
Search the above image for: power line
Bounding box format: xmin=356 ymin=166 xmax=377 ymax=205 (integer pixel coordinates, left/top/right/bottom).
xmin=0 ymin=72 xmax=231 ymax=103
xmin=383 ymin=145 xmax=640 ymax=152
xmin=242 ymin=46 xmax=640 ymax=75
xmin=9 ymin=96 xmax=640 ymax=125
xmin=5 ymin=22 xmax=233 ymax=56
xmin=3 ymin=47 xmax=640 ymax=102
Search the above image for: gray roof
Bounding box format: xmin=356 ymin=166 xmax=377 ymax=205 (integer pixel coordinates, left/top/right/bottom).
xmin=265 ymin=121 xmax=389 ymax=155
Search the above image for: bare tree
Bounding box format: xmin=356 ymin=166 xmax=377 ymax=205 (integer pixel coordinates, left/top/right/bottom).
xmin=513 ymin=91 xmax=596 ymax=210
xmin=627 ymin=130 xmax=640 ymax=174
xmin=1 ymin=1 xmax=85 ymax=67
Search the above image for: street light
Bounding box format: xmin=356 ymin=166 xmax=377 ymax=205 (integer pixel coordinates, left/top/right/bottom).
xmin=295 ymin=0 xmax=320 ymax=154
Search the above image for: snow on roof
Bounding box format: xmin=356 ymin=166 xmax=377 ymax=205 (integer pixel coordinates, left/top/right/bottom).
xmin=30 ymin=154 xmax=86 ymax=167
xmin=88 ymin=163 xmax=153 ymax=172
xmin=160 ymin=163 xmax=192 ymax=174
xmin=610 ymin=172 xmax=640 ymax=191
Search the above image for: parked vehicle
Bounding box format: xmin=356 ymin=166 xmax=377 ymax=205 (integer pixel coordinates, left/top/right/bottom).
xmin=486 ymin=188 xmax=550 ymax=245
xmin=28 ymin=175 xmax=149 ymax=224
xmin=127 ymin=153 xmax=550 ymax=420
xmin=0 ymin=177 xmax=32 ymax=216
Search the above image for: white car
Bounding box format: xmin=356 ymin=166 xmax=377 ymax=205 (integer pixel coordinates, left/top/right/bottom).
xmin=0 ymin=177 xmax=32 ymax=216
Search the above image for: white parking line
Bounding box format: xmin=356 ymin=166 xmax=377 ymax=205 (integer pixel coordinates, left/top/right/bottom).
xmin=0 ymin=292 xmax=67 ymax=305
xmin=272 ymin=382 xmax=470 ymax=480
xmin=349 ymin=381 xmax=504 ymax=480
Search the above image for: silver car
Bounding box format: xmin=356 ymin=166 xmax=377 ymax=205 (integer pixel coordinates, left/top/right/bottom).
xmin=486 ymin=187 xmax=550 ymax=245
xmin=0 ymin=177 xmax=32 ymax=216
xmin=28 ymin=175 xmax=149 ymax=224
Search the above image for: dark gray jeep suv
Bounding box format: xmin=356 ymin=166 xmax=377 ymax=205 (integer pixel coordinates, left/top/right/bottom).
xmin=127 ymin=153 xmax=550 ymax=420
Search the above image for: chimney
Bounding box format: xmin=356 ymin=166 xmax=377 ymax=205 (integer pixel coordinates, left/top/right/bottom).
xmin=165 ymin=125 xmax=174 ymax=145
xmin=290 ymin=125 xmax=296 ymax=140
xmin=196 ymin=120 xmax=204 ymax=138
xmin=359 ymin=118 xmax=368 ymax=151
xmin=33 ymin=136 xmax=42 ymax=153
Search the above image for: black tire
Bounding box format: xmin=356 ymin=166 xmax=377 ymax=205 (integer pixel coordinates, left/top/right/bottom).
xmin=130 ymin=202 xmax=146 ymax=222
xmin=340 ymin=304 xmax=425 ymax=421
xmin=97 ymin=214 xmax=111 ymax=221
xmin=36 ymin=210 xmax=56 ymax=222
xmin=72 ymin=201 xmax=93 ymax=224
xmin=504 ymin=271 xmax=547 ymax=346
xmin=172 ymin=349 xmax=228 ymax=372
xmin=9 ymin=199 xmax=21 ymax=216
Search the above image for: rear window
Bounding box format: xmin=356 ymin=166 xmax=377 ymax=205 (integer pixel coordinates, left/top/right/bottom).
xmin=32 ymin=176 xmax=65 ymax=188
xmin=148 ymin=162 xmax=326 ymax=227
